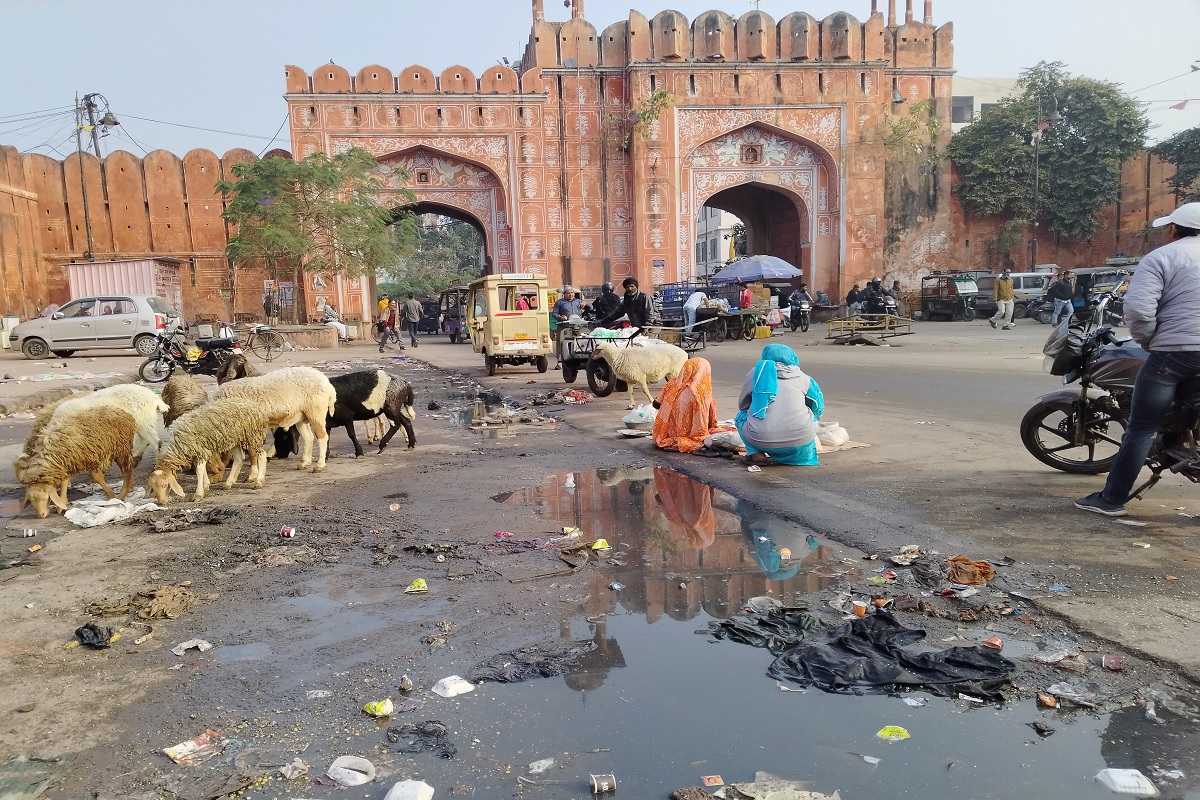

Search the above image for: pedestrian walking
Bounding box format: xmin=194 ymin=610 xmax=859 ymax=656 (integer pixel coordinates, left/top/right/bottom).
xmin=402 ymin=293 xmax=423 ymax=348
xmin=1074 ymin=202 xmax=1200 ymax=516
xmin=989 ymin=267 xmax=1016 ymax=330
xmin=378 ymin=298 xmax=401 ymax=352
xmin=1047 ymin=272 xmax=1074 ymax=326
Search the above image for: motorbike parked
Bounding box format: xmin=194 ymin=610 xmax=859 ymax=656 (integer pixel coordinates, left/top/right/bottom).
xmin=1020 ymin=289 xmax=1200 ymax=500
xmin=138 ymin=327 xmax=241 ymax=383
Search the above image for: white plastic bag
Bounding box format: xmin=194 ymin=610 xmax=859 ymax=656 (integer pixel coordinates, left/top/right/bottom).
xmin=704 ymin=430 xmax=746 ymax=451
xmin=432 ymin=675 xmax=475 ymax=698
xmin=816 ymin=421 xmax=850 ymax=448
xmin=384 ymin=781 xmax=436 ymax=800
xmin=622 ymin=404 xmax=658 ymax=427
xmin=327 ymin=756 xmax=376 ymax=787
xmin=765 ymin=309 xmax=783 ymax=326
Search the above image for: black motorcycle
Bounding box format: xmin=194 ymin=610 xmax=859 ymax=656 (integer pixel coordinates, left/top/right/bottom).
xmin=788 ymin=300 xmax=812 ymax=332
xmin=1020 ymin=291 xmax=1200 ymax=500
xmin=137 ymin=327 xmax=241 ymax=383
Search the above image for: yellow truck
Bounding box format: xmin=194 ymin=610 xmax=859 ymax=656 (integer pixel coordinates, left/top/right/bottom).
xmin=466 ymin=274 xmax=553 ymax=376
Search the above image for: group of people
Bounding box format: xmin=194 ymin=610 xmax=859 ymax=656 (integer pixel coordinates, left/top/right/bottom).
xmin=651 ymin=343 xmax=825 ymax=468
xmin=845 ymin=278 xmax=903 ymax=316
xmin=375 ymin=294 xmax=425 ymax=352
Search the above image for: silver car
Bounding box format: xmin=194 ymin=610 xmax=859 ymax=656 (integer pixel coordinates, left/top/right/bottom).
xmin=9 ymin=295 xmax=182 ymax=359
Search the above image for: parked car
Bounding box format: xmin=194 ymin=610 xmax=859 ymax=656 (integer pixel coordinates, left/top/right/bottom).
xmin=974 ymin=272 xmax=1049 ymax=320
xmin=8 ymin=294 xmax=181 ymax=359
xmin=418 ymin=299 xmax=440 ymax=334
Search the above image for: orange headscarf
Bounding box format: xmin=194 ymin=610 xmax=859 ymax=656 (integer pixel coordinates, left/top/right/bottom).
xmin=652 ymin=357 xmax=718 ymax=454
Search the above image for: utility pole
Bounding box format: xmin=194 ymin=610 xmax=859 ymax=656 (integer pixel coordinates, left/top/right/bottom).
xmin=72 ymin=93 xmax=119 ymax=262
xmin=74 ymin=94 xmax=95 ymax=262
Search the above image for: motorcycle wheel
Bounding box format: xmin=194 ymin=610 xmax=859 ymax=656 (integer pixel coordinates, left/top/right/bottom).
xmin=138 ymin=356 xmax=174 ymax=383
xmin=800 ymin=315 xmax=810 ymax=333
xmin=587 ymin=359 xmax=616 ymax=397
xmin=963 ymin=308 xmax=977 ymax=322
xmin=1019 ymin=401 xmax=1125 ymax=475
xmin=1036 ymin=310 xmax=1053 ymax=325
xmin=562 ymin=364 xmax=578 ymax=384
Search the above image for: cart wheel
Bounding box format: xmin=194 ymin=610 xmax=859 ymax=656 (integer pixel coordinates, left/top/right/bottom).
xmin=486 ymin=355 xmax=497 ymax=376
xmin=713 ymin=324 xmax=726 ymax=344
xmin=963 ymin=308 xmax=977 ymax=322
xmin=587 ymin=359 xmax=616 ymax=397
xmin=742 ymin=320 xmax=756 ymax=341
xmin=535 ymin=355 xmax=549 ymax=373
xmin=562 ymin=364 xmax=578 ymax=383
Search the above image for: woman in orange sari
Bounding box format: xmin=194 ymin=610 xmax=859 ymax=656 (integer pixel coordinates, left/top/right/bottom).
xmin=652 ymin=357 xmax=718 ymax=453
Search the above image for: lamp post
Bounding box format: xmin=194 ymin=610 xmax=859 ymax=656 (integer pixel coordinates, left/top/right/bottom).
xmin=1029 ymin=98 xmax=1061 ymax=270
xmin=73 ymin=93 xmax=119 ymax=262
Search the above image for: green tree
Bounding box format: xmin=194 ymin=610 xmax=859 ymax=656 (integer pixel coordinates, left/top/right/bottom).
xmin=948 ymin=61 xmax=1148 ymax=241
xmin=379 ymin=216 xmax=486 ymax=298
xmin=1153 ymin=126 xmax=1200 ymax=203
xmin=217 ymin=148 xmax=416 ymax=320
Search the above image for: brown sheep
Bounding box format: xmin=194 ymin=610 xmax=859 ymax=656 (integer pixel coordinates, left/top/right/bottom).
xmin=21 ymin=407 xmax=138 ymax=518
xmin=161 ymin=373 xmax=209 ymax=427
xmin=148 ymin=398 xmax=272 ymax=503
xmin=215 ymin=354 xmax=260 ymax=385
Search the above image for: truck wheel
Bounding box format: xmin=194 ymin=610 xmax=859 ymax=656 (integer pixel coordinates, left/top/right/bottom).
xmin=486 ymin=355 xmax=497 ymax=377
xmin=1013 ymin=303 xmax=1029 ymax=320
xmin=134 ymin=334 xmax=158 ymax=357
xmin=21 ymin=338 xmax=48 ymax=359
xmin=535 ymin=355 xmax=549 ymax=373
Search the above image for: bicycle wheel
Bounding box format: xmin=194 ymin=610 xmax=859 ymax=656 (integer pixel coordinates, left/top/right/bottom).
xmin=249 ymin=330 xmax=285 ymax=361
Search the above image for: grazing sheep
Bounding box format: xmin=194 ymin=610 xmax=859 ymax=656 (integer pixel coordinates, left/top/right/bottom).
xmin=590 ymin=340 xmax=689 ymax=409
xmin=148 ymin=398 xmax=272 ymax=503
xmin=214 ymin=366 xmax=337 ymax=472
xmin=327 ymin=370 xmax=416 ymax=456
xmin=364 ymin=414 xmax=387 ymax=443
xmin=161 ymin=373 xmax=209 ymax=427
xmin=21 ymin=407 xmax=138 ymax=518
xmin=215 ymin=353 xmax=260 ymax=385
xmin=12 ymin=396 xmax=70 ymax=481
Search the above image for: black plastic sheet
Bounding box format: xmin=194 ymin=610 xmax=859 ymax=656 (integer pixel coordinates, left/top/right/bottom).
xmin=386 ymin=720 xmax=457 ymax=758
xmin=468 ymin=640 xmax=596 ymax=683
xmin=767 ymin=614 xmax=1015 ymax=700
xmin=707 ymin=607 xmax=828 ymax=655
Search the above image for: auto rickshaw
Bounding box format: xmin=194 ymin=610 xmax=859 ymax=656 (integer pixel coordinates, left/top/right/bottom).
xmin=466 ymin=274 xmax=553 ymax=375
xmin=438 ymin=286 xmax=470 ymax=343
xmin=920 ymin=272 xmax=978 ymax=321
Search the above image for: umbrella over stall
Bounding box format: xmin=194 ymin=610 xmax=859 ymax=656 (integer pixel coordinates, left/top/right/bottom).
xmin=711 ymin=255 xmax=803 ymax=284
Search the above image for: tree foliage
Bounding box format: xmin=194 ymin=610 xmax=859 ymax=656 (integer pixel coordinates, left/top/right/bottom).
xmin=1153 ymin=126 xmax=1200 ymax=203
xmin=948 ymin=61 xmax=1148 ymax=240
xmin=217 ymin=148 xmax=417 ymax=280
xmin=378 ymin=216 xmax=486 ymax=299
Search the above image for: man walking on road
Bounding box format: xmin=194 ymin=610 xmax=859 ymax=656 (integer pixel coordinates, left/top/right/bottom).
xmin=989 ymin=267 xmax=1016 ymax=330
xmin=1075 ymin=202 xmax=1200 ymax=517
xmin=1047 ymin=272 xmax=1074 ymax=326
xmin=403 ymin=293 xmax=423 ymax=348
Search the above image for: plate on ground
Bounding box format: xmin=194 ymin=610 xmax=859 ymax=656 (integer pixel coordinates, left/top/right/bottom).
xmin=617 ymin=429 xmax=651 ymax=437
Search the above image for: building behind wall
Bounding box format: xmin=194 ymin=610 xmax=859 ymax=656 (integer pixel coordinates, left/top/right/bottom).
xmin=950 ymin=76 xmax=1018 ymax=132
xmin=694 ymin=206 xmax=739 ymax=280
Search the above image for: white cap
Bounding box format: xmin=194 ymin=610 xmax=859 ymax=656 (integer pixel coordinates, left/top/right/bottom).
xmin=1152 ymin=202 xmax=1200 ymax=229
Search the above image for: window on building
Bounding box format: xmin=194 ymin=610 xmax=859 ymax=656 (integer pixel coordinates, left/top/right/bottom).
xmin=980 ymin=103 xmax=998 ymax=117
xmin=711 ymin=207 xmax=720 ymax=218
xmin=696 ymin=242 xmax=705 ymax=263
xmin=951 ymin=96 xmax=975 ymax=124
xmin=710 ymin=239 xmax=719 ymax=260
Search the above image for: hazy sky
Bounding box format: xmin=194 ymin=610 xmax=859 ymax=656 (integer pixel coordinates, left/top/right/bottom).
xmin=2 ymin=0 xmax=1196 ymax=158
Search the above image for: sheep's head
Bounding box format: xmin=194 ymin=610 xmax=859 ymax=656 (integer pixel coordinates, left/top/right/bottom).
xmin=24 ymin=481 xmax=66 ymax=519
xmin=148 ymin=469 xmax=185 ymax=505
xmin=589 ymin=343 xmax=616 ymax=362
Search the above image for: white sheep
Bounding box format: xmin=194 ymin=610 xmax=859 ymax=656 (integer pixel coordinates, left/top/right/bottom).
xmin=13 ymin=384 xmax=167 ymax=481
xmin=161 ymin=373 xmax=209 ymax=427
xmin=148 ymin=397 xmax=273 ymax=503
xmin=21 ymin=406 xmax=139 ymax=518
xmin=590 ymin=340 xmax=689 ymax=409
xmin=214 ymin=366 xmax=338 ymax=472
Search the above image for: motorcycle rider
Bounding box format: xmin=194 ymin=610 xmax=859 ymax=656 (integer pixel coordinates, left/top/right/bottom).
xmin=1075 ymin=202 xmax=1200 ymax=516
xmin=590 ymin=281 xmax=622 ymax=320
xmin=863 ymin=279 xmax=885 ymax=314
xmin=789 ymin=284 xmax=814 ymax=308
xmin=597 ymin=277 xmax=653 ymax=329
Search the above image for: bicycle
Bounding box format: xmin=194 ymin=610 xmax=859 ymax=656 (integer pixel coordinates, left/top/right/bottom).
xmin=241 ymin=323 xmax=286 ymax=361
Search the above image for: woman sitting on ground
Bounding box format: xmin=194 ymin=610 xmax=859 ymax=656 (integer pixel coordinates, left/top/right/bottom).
xmin=735 ymin=343 xmax=824 ymax=466
xmin=652 ymin=357 xmax=718 ymax=453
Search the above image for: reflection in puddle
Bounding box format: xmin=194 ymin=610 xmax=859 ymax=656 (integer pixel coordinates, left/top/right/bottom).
xmin=0 ymin=496 xmax=22 ymax=519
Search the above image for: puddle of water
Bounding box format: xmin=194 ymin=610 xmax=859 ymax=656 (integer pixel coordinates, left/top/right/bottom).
xmin=0 ymin=496 xmax=23 ymax=519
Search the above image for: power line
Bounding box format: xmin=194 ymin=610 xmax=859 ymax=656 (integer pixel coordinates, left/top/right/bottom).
xmin=256 ymin=112 xmax=291 ymax=157
xmin=114 ymin=112 xmax=281 ymax=140
xmin=113 ymin=125 xmax=151 ymax=156
xmin=1131 ymin=71 xmax=1196 ymax=94
xmin=0 ymin=105 xmax=74 ymax=123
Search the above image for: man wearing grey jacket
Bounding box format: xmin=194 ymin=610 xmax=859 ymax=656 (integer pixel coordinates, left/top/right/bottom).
xmin=1075 ymin=202 xmax=1200 ymax=516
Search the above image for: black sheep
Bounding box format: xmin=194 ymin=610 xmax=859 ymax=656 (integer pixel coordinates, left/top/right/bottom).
xmin=269 ymin=370 xmax=416 ymax=459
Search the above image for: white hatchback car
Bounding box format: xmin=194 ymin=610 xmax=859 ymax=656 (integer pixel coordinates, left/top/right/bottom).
xmin=9 ymin=295 xmax=182 ymax=359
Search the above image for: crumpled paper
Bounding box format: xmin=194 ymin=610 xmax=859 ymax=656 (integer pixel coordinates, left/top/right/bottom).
xmin=945 ymin=555 xmax=996 ymax=586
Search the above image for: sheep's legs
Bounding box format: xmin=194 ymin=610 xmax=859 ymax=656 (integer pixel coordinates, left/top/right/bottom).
xmin=91 ymin=470 xmax=116 ymax=499
xmin=117 ymin=462 xmax=133 ymax=500
xmin=193 ymin=461 xmax=209 ymax=501
xmin=378 ymin=415 xmax=415 ymax=452
xmin=224 ymin=449 xmax=244 ymax=489
xmin=295 ymin=422 xmax=315 ymax=471
xmin=345 ymin=424 xmax=365 ymax=458
xmin=251 ymin=449 xmax=267 ymax=488
xmin=308 ymin=419 xmax=330 ymax=473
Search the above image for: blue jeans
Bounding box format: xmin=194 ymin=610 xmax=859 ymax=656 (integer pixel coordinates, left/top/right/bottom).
xmin=405 ymin=320 xmax=419 ymax=345
xmin=1052 ymin=299 xmax=1072 ymax=326
xmin=1101 ymin=350 xmax=1200 ymax=503
xmin=683 ymin=305 xmax=697 ymax=333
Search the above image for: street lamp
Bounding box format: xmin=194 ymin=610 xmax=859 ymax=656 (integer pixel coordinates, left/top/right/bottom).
xmin=73 ymin=93 xmax=119 ymax=262
xmin=1029 ymin=98 xmax=1062 ymax=270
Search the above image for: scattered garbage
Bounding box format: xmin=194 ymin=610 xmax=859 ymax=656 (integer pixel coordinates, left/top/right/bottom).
xmin=1145 ymin=699 xmax=1167 ymax=725
xmin=1150 ymin=767 xmax=1185 ymax=781
xmin=280 ymin=525 xmax=297 ymax=538
xmin=1102 ymin=655 xmax=1124 ymax=671
xmin=405 ymin=578 xmax=429 ymax=594
xmin=0 ymin=754 xmax=76 ymax=800
xmin=981 ymin=636 xmax=1004 ymax=651
xmin=609 ymin=582 xmax=625 ymax=590
xmin=708 ymin=606 xmax=827 ymax=654
xmin=432 ymin=675 xmax=476 ymax=698
xmin=702 ymin=774 xmax=725 ymax=786
xmin=400 ymin=674 xmax=414 ymax=692
xmin=1116 ymin=519 xmax=1148 ymax=527
xmin=163 ymin=730 xmax=227 ymax=766
xmin=747 ymin=465 xmax=762 ymax=473
xmin=590 ymin=773 xmax=617 ymax=794
xmin=87 ymin=583 xmax=218 ymax=620
xmin=279 ymin=758 xmax=309 ymax=779
xmin=64 ymin=488 xmax=160 ymax=528
xmin=385 ymin=780 xmax=436 ymax=800
xmin=469 ymin=640 xmax=596 ymax=683
xmin=945 ymin=555 xmax=996 ymax=585
xmin=145 ymin=507 xmax=239 ymax=533
xmin=875 ymin=726 xmax=911 ymax=743
xmin=1046 ymin=682 xmax=1099 ymax=708
xmin=327 ymin=755 xmax=376 ymax=787
xmin=386 ymin=720 xmax=457 ymax=758
xmin=74 ymin=622 xmax=116 ymax=649
xmin=1027 ymin=722 xmax=1056 ymax=738
xmin=591 ymin=538 xmax=610 ymax=550
xmin=902 ymin=697 xmax=927 ymax=707
xmin=1037 ymin=693 xmax=1058 ymax=708
xmin=364 ymin=699 xmax=395 ymax=717
xmin=1094 ymin=768 xmax=1159 ymax=797
xmin=852 ymin=601 xmax=868 ymax=617
xmin=682 ymin=772 xmax=840 ymax=800
xmin=1046 ymin=585 xmax=1072 ymax=594
xmin=528 ymin=758 xmax=555 ymax=774
xmin=1132 ymin=542 xmax=1152 ymax=548
xmin=858 ymin=755 xmax=882 ymax=766
xmin=171 ymin=639 xmax=213 ymax=656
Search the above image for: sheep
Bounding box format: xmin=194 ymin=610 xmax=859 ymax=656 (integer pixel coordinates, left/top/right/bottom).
xmin=327 ymin=370 xmax=416 ymax=456
xmin=148 ymin=397 xmax=272 ymax=504
xmin=215 ymin=353 xmax=260 ymax=385
xmin=214 ymin=366 xmax=337 ymax=472
xmin=12 ymin=396 xmax=70 ymax=481
xmin=21 ymin=406 xmax=138 ymax=518
xmin=14 ymin=385 xmax=167 ymax=480
xmin=161 ymin=373 xmax=209 ymax=427
xmin=589 ymin=340 xmax=689 ymax=409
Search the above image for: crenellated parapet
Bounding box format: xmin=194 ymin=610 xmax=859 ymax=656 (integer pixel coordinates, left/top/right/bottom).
xmin=285 ymin=63 xmax=527 ymax=95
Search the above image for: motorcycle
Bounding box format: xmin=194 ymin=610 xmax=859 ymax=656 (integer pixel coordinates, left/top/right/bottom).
xmin=138 ymin=327 xmax=241 ymax=383
xmin=788 ymin=300 xmax=812 ymax=332
xmin=1020 ymin=290 xmax=1200 ymax=500
xmin=1027 ymin=297 xmax=1055 ymax=325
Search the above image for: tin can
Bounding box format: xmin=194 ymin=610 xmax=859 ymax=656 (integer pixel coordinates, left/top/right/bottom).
xmin=852 ymin=601 xmax=868 ymax=618
xmin=22 ymin=529 xmax=36 ymax=538
xmin=280 ymin=526 xmax=296 ymax=538
xmin=779 ymin=547 xmax=791 ymax=563
xmin=590 ymin=773 xmax=617 ymax=794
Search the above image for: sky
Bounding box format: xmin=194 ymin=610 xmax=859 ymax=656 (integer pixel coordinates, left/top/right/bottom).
xmin=2 ymin=0 xmax=1197 ymax=159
